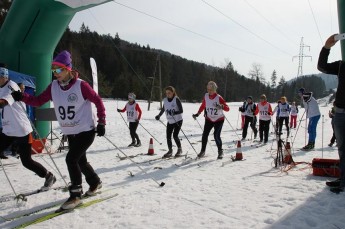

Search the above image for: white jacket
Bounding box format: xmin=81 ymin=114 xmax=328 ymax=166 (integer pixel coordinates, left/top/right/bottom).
xmin=303 ymin=96 xmax=320 ymax=118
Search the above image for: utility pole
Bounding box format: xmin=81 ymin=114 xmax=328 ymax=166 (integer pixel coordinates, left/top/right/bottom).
xmin=147 ymin=54 xmax=163 ymax=110
xmin=293 ymin=37 xmax=312 ymax=77
xmin=158 ymin=54 xmax=162 ymax=109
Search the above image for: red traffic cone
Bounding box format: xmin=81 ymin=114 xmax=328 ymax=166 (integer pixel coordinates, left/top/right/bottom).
xmin=235 ymin=140 xmax=243 ymax=160
xmin=147 ymin=138 xmax=154 ymax=155
xmin=283 ymin=142 xmax=293 ymax=164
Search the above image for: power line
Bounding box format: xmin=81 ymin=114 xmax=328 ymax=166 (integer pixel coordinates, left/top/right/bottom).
xmin=112 ymin=0 xmax=266 ymax=59
xmin=242 ymin=0 xmax=298 ymax=47
xmin=307 ymin=0 xmax=323 ymax=45
xmin=87 ymin=8 xmax=151 ymax=94
xmin=200 ymin=0 xmax=293 ymax=57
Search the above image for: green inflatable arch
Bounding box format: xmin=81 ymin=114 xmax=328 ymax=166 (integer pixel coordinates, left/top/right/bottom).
xmin=338 ymin=0 xmax=345 ymax=59
xmin=0 ymin=0 xmax=110 ymax=137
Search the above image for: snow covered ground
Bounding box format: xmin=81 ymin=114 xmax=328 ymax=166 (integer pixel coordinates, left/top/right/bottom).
xmin=1 ymin=99 xmax=344 ymax=229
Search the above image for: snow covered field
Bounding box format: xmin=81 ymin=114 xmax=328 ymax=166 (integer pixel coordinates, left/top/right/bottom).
xmin=1 ymin=99 xmax=344 ymax=229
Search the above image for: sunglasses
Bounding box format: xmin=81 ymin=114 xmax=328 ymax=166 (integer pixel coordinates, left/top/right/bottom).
xmin=51 ymin=68 xmax=64 ymax=74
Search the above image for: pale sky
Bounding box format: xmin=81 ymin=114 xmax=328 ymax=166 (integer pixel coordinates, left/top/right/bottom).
xmin=68 ymin=0 xmax=342 ymax=81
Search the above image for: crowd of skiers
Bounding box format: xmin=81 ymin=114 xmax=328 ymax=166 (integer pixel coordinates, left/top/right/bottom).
xmin=0 ymin=33 xmax=345 ymax=214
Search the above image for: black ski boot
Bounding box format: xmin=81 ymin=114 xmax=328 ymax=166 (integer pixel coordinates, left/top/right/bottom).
xmin=174 ymin=148 xmax=183 ymax=157
xmin=41 ymin=172 xmax=56 ymax=191
xmin=197 ymin=151 xmax=205 ymax=158
xmin=162 ymin=149 xmax=173 ymax=158
xmin=128 ymin=141 xmax=136 ymax=147
xmin=302 ymin=142 xmax=313 ymax=151
xmin=326 ymin=178 xmax=341 ymax=187
xmin=134 ymin=140 xmax=141 ymax=147
xmin=217 ymin=149 xmax=224 ymax=160
xmin=0 ymin=152 xmax=8 ymax=159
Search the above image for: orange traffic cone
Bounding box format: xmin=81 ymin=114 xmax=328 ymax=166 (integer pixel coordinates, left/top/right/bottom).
xmin=283 ymin=142 xmax=293 ymax=164
xmin=235 ymin=140 xmax=243 ymax=160
xmin=147 ymin=138 xmax=154 ymax=155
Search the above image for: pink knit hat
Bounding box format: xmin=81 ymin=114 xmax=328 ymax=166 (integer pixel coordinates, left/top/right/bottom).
xmin=52 ymin=50 xmax=72 ymax=70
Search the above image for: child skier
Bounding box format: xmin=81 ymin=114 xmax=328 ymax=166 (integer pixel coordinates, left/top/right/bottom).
xmin=0 ymin=66 xmax=56 ymax=188
xmin=298 ymin=88 xmax=321 ymax=150
xmin=239 ymin=100 xmax=247 ymax=129
xmin=117 ymin=93 xmax=142 ymax=147
xmin=192 ymin=81 xmax=229 ymax=159
xmin=290 ymin=101 xmax=298 ymax=129
xmin=155 ymin=86 xmax=183 ymax=158
xmin=239 ymin=96 xmax=258 ymax=141
xmin=255 ymin=94 xmax=273 ymax=144
xmin=277 ymin=96 xmax=291 ymax=138
xmin=12 ymin=51 xmax=105 ymax=210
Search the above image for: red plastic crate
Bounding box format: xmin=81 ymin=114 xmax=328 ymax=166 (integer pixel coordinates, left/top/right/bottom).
xmin=312 ymin=158 xmax=340 ymax=178
xmin=31 ymin=139 xmax=46 ymax=154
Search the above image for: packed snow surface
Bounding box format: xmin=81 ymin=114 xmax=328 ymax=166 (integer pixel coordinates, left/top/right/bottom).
xmin=0 ymin=99 xmax=344 ymax=229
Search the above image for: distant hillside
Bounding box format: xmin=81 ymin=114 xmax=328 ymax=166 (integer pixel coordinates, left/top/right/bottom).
xmin=288 ymin=73 xmax=338 ymax=91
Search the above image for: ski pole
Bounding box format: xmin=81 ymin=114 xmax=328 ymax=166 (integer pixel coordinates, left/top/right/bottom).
xmin=103 ymin=136 xmax=165 ymax=187
xmin=322 ymin=115 xmax=325 ymax=158
xmin=291 ymin=110 xmax=306 ymax=146
xmin=158 ymin=119 xmax=167 ymax=127
xmin=236 ymin=111 xmax=240 ymax=130
xmin=118 ymin=110 xmax=129 ymax=129
xmin=0 ymin=159 xmax=21 ymax=200
xmin=138 ymin=123 xmax=162 ymax=145
xmin=170 ymin=115 xmax=199 ymax=156
xmin=8 ymin=86 xmax=68 ymax=187
xmin=224 ymin=116 xmax=241 ymax=140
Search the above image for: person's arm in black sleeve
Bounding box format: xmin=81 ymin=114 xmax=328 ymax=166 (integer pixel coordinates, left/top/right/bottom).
xmin=317 ymin=47 xmax=341 ymax=75
xmin=155 ymin=105 xmax=165 ymax=120
xmin=317 ymin=34 xmax=342 ymax=75
xmin=174 ymin=97 xmax=183 ymax=115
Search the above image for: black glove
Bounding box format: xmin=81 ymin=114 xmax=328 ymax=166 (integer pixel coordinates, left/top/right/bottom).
xmin=117 ymin=109 xmax=121 ymax=112
xmin=216 ymin=103 xmax=223 ymax=110
xmin=96 ymin=124 xmax=105 ymax=136
xmin=192 ymin=113 xmax=199 ymax=120
xmin=155 ymin=115 xmax=160 ymax=120
xmin=11 ymin=90 xmax=23 ymax=101
xmin=239 ymin=107 xmax=244 ymax=112
xmin=303 ymin=93 xmax=312 ymax=103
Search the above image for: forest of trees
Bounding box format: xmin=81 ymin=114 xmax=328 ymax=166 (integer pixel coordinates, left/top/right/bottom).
xmin=0 ymin=1 xmax=328 ymax=103
xmin=55 ymin=26 xmax=327 ymax=103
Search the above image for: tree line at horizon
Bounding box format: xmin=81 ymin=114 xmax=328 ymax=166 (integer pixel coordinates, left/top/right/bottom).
xmin=55 ymin=25 xmax=327 ymax=104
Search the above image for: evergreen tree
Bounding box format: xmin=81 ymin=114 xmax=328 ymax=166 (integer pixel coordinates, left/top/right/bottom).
xmin=271 ymin=70 xmax=277 ymax=88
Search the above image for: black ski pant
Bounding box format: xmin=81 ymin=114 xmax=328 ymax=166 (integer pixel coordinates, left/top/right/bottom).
xmin=66 ymin=129 xmax=100 ymax=188
xmin=242 ymin=116 xmax=257 ymax=139
xmin=129 ymin=121 xmax=140 ymax=143
xmin=278 ymin=117 xmax=290 ymax=136
xmin=0 ymin=133 xmax=47 ymax=178
xmin=166 ymin=120 xmax=182 ymax=149
xmin=201 ymin=119 xmax=224 ymax=152
xmin=259 ymin=119 xmax=271 ymax=142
